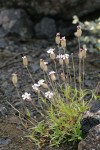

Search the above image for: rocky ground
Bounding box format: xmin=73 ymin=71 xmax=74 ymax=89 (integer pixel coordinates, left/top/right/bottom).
xmin=0 ymin=6 xmax=100 ymax=150
xmin=0 ymin=36 xmax=100 ymax=149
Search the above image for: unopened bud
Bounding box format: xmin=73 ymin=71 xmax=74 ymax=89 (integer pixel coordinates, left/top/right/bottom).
xmin=12 ymin=73 xmax=17 ymax=86
xmin=22 ymin=56 xmax=28 ymax=67
xmin=61 ymin=37 xmax=66 ymax=49
xmin=55 ymin=33 xmax=60 ymax=45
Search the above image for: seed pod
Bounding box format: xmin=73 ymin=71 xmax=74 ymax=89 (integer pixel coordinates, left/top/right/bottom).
xmin=12 ymin=73 xmax=17 ymax=86
xmin=55 ymin=33 xmax=60 ymax=45
xmin=22 ymin=56 xmax=28 ymax=67
xmin=61 ymin=37 xmax=66 ymax=49
xmin=76 ymin=25 xmax=82 ymax=37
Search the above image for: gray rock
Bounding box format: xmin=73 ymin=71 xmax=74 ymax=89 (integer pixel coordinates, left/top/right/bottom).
xmin=0 ymin=0 xmax=100 ymax=19
xmin=30 ymin=63 xmax=40 ymax=72
xmin=15 ymin=101 xmax=23 ymax=109
xmin=78 ymin=124 xmax=100 ymax=150
xmin=0 ymin=106 xmax=8 ymax=116
xmin=0 ymin=8 xmax=34 ymax=39
xmin=0 ymin=39 xmax=8 ymax=48
xmin=81 ymin=100 xmax=100 ymax=136
xmin=35 ymin=17 xmax=56 ymax=38
xmin=0 ymin=138 xmax=11 ymax=145
xmin=90 ymin=100 xmax=100 ymax=113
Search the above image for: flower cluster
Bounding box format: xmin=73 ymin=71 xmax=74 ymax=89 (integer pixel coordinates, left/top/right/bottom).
xmin=13 ymin=25 xmax=87 ymax=108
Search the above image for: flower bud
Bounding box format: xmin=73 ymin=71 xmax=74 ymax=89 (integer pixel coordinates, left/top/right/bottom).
xmin=76 ymin=25 xmax=82 ymax=37
xmin=55 ymin=33 xmax=60 ymax=45
xmin=22 ymin=56 xmax=28 ymax=67
xmin=12 ymin=73 xmax=17 ymax=86
xmin=61 ymin=37 xmax=66 ymax=49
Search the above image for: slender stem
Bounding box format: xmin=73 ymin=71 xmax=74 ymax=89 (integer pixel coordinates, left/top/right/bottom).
xmin=54 ymin=60 xmax=60 ymax=83
xmin=45 ymin=72 xmax=55 ymax=91
xmin=15 ymin=86 xmax=25 ymax=109
xmin=58 ymin=45 xmax=60 ymax=55
xmin=78 ymin=37 xmax=80 ymax=53
xmin=71 ymin=54 xmax=76 ymax=89
xmin=82 ymin=58 xmax=85 ymax=88
xmin=78 ymin=37 xmax=82 ymax=91
xmin=31 ymin=100 xmax=44 ymax=117
xmin=6 ymin=100 xmax=37 ymax=124
xmin=26 ymin=67 xmax=34 ymax=83
xmin=79 ymin=58 xmax=82 ymax=90
xmin=68 ymin=65 xmax=72 ymax=84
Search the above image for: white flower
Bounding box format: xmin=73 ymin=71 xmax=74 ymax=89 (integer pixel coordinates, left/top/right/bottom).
xmin=38 ymin=79 xmax=45 ymax=86
xmin=22 ymin=56 xmax=27 ymax=59
xmin=34 ymin=83 xmax=40 ymax=87
xmin=32 ymin=84 xmax=39 ymax=91
xmin=47 ymin=48 xmax=55 ymax=54
xmin=84 ymin=48 xmax=87 ymax=51
xmin=45 ymin=91 xmax=54 ymax=99
xmin=56 ymin=54 xmax=63 ymax=59
xmin=44 ymin=62 xmax=48 ymax=65
xmin=49 ymin=71 xmax=56 ymax=75
xmin=62 ymin=54 xmax=69 ymax=60
xmin=61 ymin=36 xmax=66 ymax=40
xmin=22 ymin=92 xmax=31 ymax=100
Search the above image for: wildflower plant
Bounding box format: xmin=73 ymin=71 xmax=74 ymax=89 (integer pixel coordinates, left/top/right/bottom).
xmin=11 ymin=26 xmax=99 ymax=149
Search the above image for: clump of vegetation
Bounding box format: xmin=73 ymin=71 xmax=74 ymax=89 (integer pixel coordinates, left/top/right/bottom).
xmin=72 ymin=16 xmax=100 ymax=53
xmin=10 ymin=26 xmax=99 ymax=149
